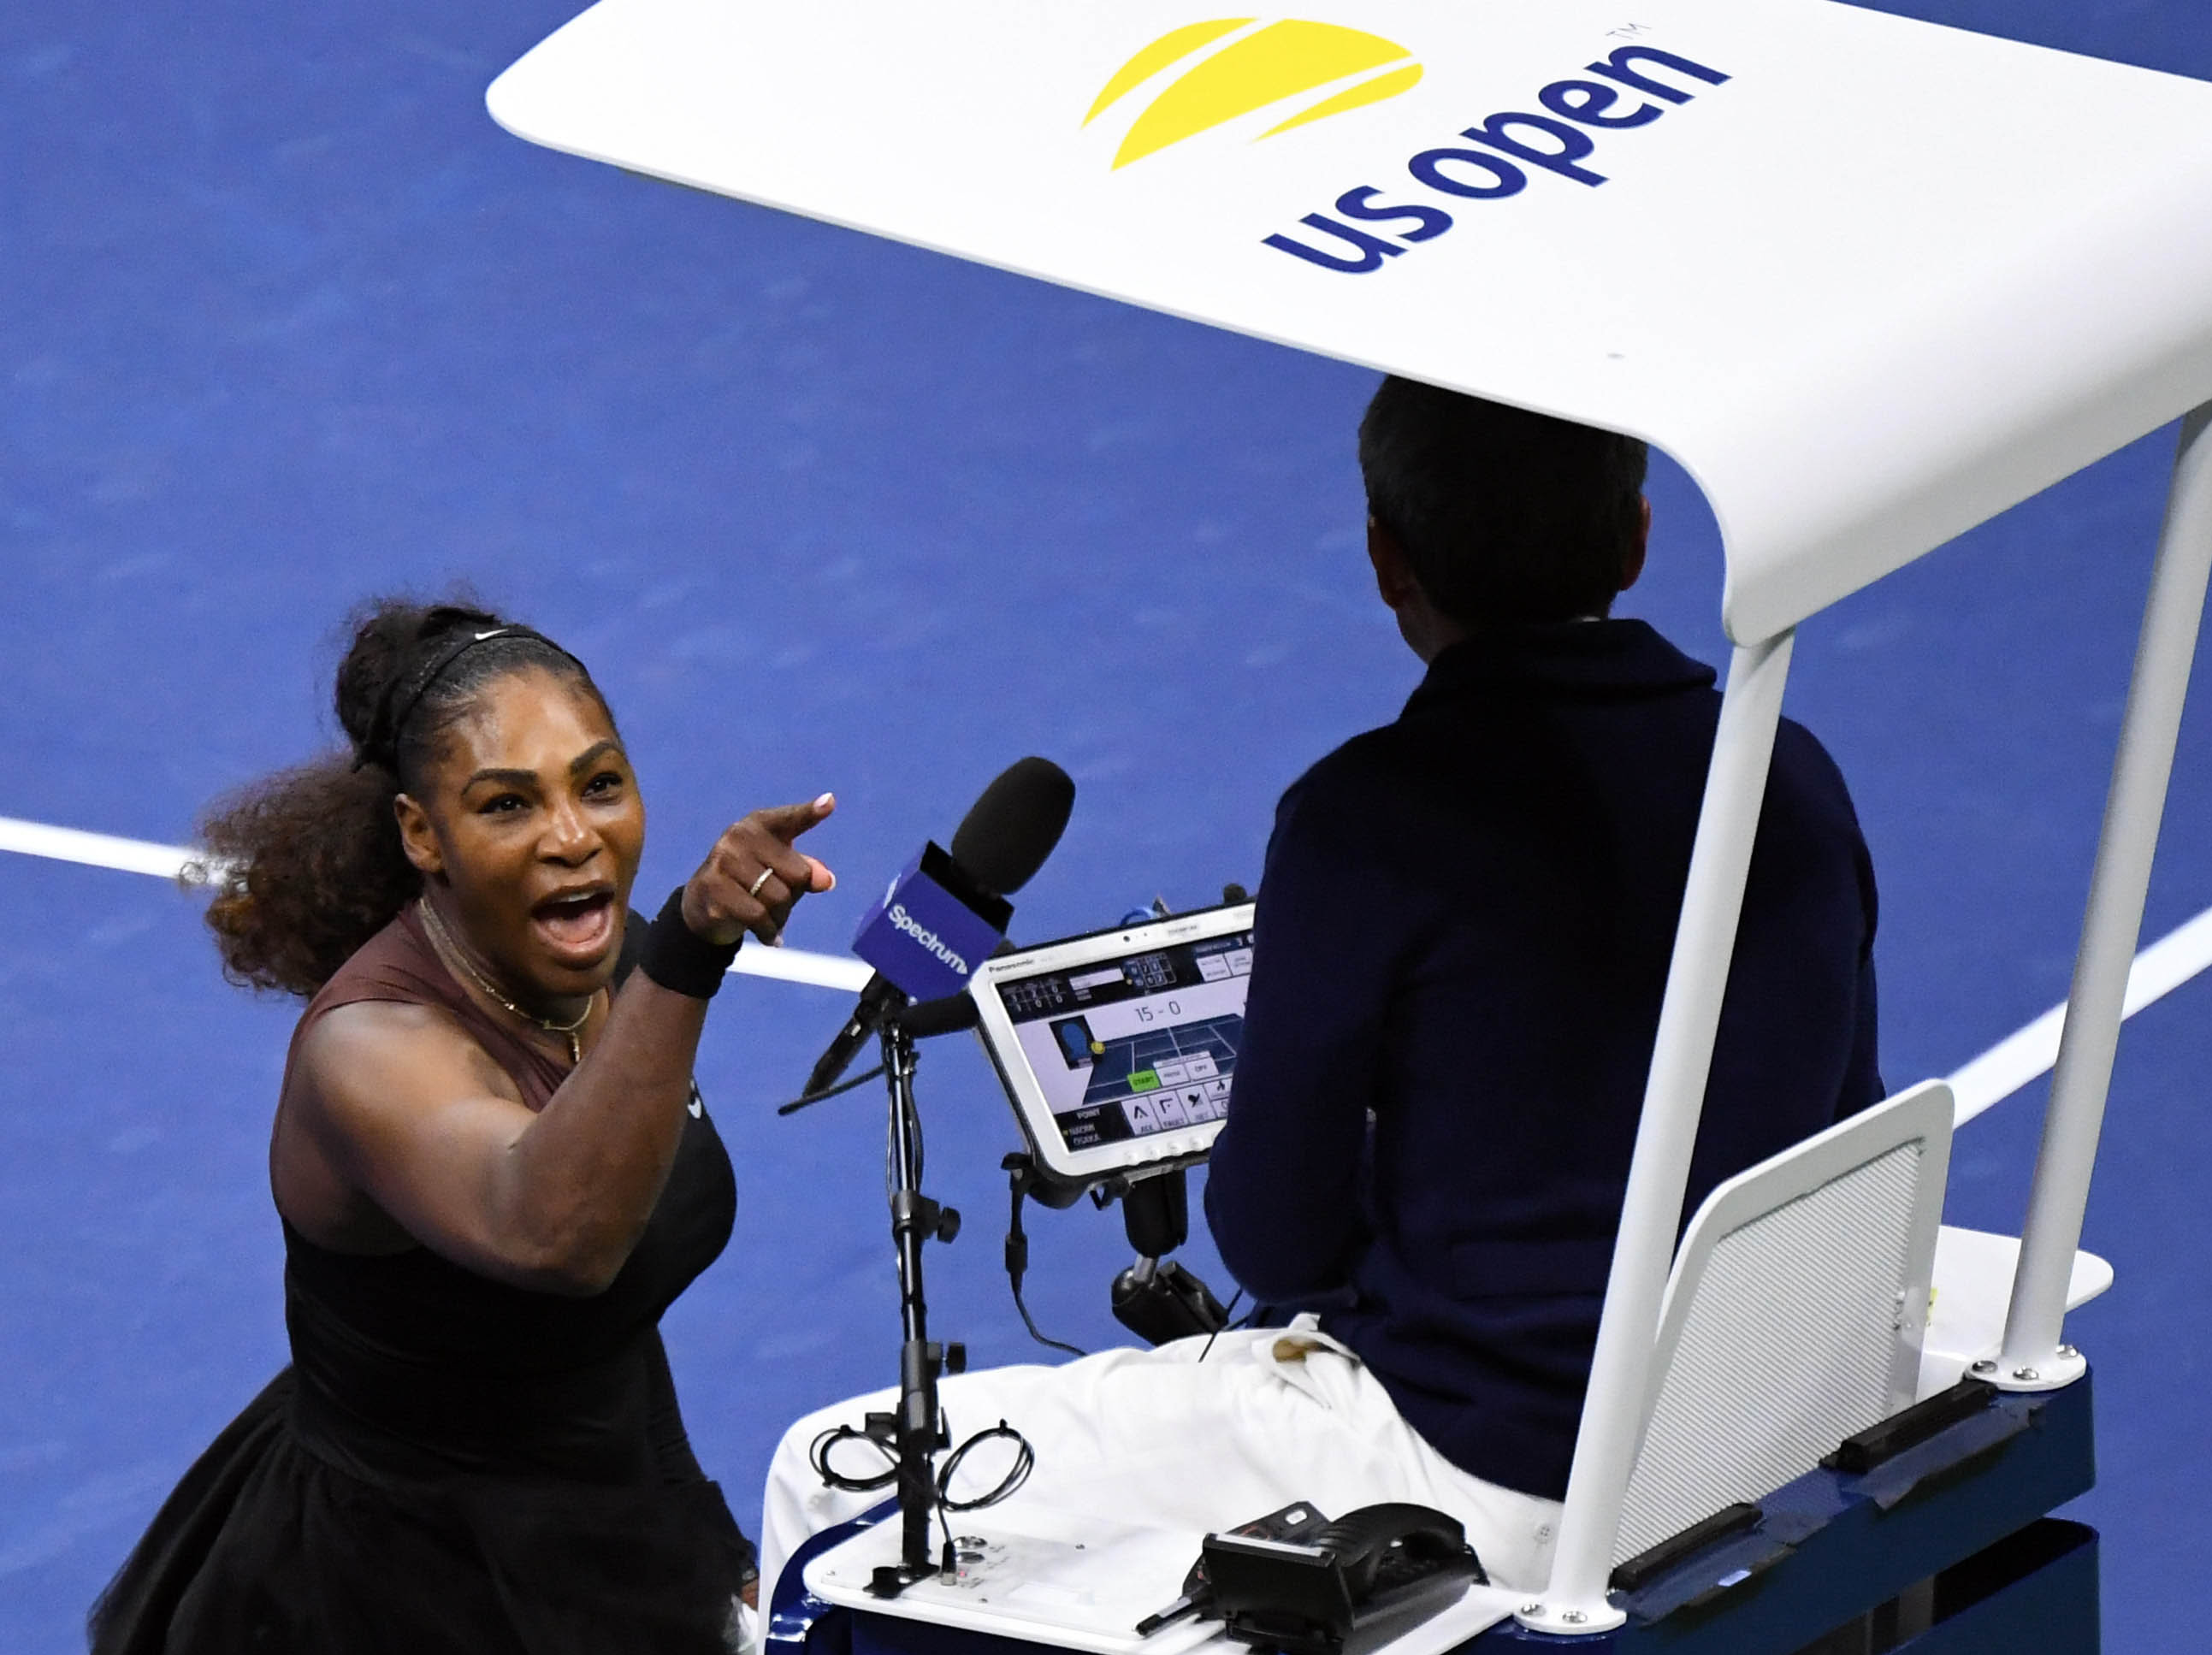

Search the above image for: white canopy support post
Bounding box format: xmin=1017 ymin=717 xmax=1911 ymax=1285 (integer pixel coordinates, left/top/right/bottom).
xmin=1516 ymin=629 xmax=1796 ymax=1636
xmin=1996 ymin=403 xmax=2212 ymax=1392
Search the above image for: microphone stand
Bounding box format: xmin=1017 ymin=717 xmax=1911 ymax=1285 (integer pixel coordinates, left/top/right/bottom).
xmin=869 ymin=1015 xmax=965 ymax=1597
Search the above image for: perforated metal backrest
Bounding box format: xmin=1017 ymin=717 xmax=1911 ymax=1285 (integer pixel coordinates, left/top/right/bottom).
xmin=1612 ymin=1081 xmax=1955 ymax=1565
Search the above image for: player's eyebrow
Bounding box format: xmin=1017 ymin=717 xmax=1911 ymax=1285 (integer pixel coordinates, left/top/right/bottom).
xmin=463 ymin=766 xmax=539 ymax=790
xmin=569 ymin=740 xmax=624 ymax=777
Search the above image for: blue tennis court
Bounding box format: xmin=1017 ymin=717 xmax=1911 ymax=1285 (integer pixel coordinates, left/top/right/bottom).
xmin=7 ymin=0 xmax=2212 ymax=1646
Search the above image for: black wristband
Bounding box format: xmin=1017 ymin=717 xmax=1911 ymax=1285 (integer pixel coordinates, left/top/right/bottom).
xmin=638 ymin=885 xmax=741 ymax=1000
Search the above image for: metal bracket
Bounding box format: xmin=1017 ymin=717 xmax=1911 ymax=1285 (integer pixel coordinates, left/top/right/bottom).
xmin=1512 ymin=1597 xmax=1627 ymax=1635
xmin=1976 ymin=1344 xmax=2089 ymax=1394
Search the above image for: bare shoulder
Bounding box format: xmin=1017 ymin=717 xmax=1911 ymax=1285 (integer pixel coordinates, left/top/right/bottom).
xmin=276 ymin=1000 xmax=535 ymax=1246
xmin=289 ymin=1000 xmax=526 ymax=1135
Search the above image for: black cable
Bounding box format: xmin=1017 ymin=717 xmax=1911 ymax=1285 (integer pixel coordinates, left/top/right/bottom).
xmin=807 ymin=1422 xmax=899 ymax=1492
xmin=810 ymin=1415 xmax=1035 ymax=1527
xmin=1197 ymin=1286 xmax=1247 ymax=1362
xmin=1013 ymin=1275 xmax=1087 ymax=1359
xmin=937 ymin=1418 xmax=1035 ymax=1512
xmin=774 ymin=1063 xmax=887 ymax=1116
xmin=1005 ymin=1175 xmax=1086 ymax=1357
xmin=928 ymin=1414 xmax=1034 ymax=1581
xmin=933 ymin=1443 xmax=960 ymax=1578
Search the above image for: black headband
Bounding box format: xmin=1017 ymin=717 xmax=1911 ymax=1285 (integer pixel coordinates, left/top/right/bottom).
xmin=353 ymin=624 xmax=580 ymax=774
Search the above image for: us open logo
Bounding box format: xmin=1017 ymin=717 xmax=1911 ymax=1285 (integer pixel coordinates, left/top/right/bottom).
xmin=1088 ymin=24 xmax=1735 ymax=275
xmin=1256 ymin=40 xmax=1734 ymax=275
xmin=1084 ymin=19 xmax=1424 ymax=170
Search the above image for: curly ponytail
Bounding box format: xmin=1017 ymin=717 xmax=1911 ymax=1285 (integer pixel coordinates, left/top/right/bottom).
xmin=198 ymin=598 xmax=606 ymax=996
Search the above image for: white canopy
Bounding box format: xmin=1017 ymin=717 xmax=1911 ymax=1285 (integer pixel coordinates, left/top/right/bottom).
xmin=488 ymin=0 xmax=2212 ymax=641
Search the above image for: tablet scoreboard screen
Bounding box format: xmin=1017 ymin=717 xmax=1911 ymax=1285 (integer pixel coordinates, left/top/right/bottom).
xmin=971 ymin=904 xmax=1255 ymax=1184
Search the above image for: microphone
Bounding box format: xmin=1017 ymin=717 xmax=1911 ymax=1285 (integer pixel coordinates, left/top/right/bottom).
xmin=801 ymin=758 xmax=1074 ymax=1098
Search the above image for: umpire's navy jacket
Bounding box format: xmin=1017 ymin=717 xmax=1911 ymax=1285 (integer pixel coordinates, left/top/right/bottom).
xmin=1205 ymin=618 xmax=1881 ymax=1502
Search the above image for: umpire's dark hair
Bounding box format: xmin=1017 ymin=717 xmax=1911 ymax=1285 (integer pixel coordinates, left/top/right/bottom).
xmin=193 ymin=597 xmax=611 ymax=996
xmin=1357 ymin=377 xmax=1648 ymax=625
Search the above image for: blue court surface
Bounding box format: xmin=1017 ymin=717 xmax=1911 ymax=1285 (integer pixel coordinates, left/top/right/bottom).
xmin=7 ymin=2 xmax=2212 ymax=1648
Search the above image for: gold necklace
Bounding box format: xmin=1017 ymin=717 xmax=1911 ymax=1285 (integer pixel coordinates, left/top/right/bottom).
xmin=417 ymin=897 xmax=597 ymax=1067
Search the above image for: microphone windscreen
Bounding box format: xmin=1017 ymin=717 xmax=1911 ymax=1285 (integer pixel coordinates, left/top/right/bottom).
xmin=949 ymin=757 xmax=1075 ymax=896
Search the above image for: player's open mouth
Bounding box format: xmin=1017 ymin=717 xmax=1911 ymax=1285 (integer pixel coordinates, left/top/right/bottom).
xmin=530 ymin=886 xmax=616 ymax=960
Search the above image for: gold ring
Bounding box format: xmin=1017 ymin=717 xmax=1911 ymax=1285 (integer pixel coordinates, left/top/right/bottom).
xmin=748 ymin=866 xmax=776 ymax=900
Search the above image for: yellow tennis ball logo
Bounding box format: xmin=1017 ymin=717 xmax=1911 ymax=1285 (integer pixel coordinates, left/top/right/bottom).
xmin=1086 ymin=19 xmax=1423 ymax=169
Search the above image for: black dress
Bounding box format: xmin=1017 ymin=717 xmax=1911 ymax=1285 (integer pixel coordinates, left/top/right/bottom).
xmin=88 ymin=907 xmax=756 ymax=1653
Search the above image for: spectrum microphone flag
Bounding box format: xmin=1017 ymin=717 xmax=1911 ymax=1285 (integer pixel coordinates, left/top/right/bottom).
xmin=849 ymin=841 xmax=1014 ymax=1002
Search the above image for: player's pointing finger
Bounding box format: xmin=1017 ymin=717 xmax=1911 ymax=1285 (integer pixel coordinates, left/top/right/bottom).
xmin=753 ymin=794 xmax=836 ymax=842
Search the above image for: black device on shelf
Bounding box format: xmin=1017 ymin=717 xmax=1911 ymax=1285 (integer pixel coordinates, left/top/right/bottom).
xmin=1204 ymin=1503 xmax=1486 ymax=1655
xmin=1136 ymin=1500 xmax=1333 ymax=1637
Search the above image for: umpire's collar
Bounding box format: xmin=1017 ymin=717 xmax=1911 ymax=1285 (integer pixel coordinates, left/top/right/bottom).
xmin=1406 ymin=618 xmax=1717 ymax=712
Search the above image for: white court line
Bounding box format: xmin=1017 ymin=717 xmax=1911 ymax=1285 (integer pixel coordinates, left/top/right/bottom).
xmin=1946 ymin=903 xmax=2212 ymax=1122
xmin=9 ymin=813 xmax=2212 ymax=1109
xmin=725 ymin=943 xmax=872 ymax=992
xmin=0 ymin=816 xmax=205 ymax=881
xmin=0 ymin=813 xmax=874 ymax=994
